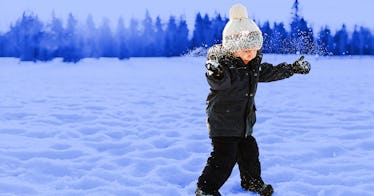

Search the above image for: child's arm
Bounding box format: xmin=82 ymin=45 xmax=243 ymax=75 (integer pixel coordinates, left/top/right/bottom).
xmin=205 ymin=59 xmax=231 ymax=90
xmin=259 ymin=56 xmax=310 ymax=82
xmin=205 ymin=45 xmax=232 ymax=90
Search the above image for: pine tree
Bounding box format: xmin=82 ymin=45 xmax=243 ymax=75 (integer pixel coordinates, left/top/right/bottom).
xmin=211 ymin=14 xmax=226 ymax=45
xmin=36 ymin=12 xmax=64 ymax=61
xmin=289 ymin=0 xmax=315 ymax=54
xmin=62 ymin=13 xmax=82 ymax=62
xmin=317 ymin=26 xmax=334 ymax=55
xmin=176 ymin=17 xmax=189 ymax=55
xmin=1 ymin=24 xmax=17 ymax=57
xmin=141 ymin=10 xmax=156 ymax=56
xmin=164 ymin=16 xmax=178 ymax=56
xmin=115 ymin=17 xmax=129 ymax=59
xmin=127 ymin=18 xmax=141 ymax=57
xmin=333 ymin=24 xmax=349 ymax=55
xmin=0 ymin=32 xmax=3 ymax=56
xmin=191 ymin=13 xmax=204 ymax=48
xmin=272 ymin=22 xmax=288 ymax=54
xmin=16 ymin=12 xmax=43 ymax=61
xmin=202 ymin=14 xmax=213 ymax=46
xmin=359 ymin=27 xmax=373 ymax=55
xmin=49 ymin=12 xmax=64 ymax=58
xmin=350 ymin=26 xmax=363 ymax=55
xmin=261 ymin=21 xmax=273 ymax=53
xmin=98 ymin=18 xmax=114 ymax=57
xmin=154 ymin=16 xmax=165 ymax=56
xmin=82 ymin=14 xmax=100 ymax=58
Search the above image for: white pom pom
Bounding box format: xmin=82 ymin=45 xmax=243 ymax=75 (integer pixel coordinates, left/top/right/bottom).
xmin=229 ymin=4 xmax=248 ymax=20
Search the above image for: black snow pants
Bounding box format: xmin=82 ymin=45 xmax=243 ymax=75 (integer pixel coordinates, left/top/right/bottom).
xmin=197 ymin=136 xmax=261 ymax=194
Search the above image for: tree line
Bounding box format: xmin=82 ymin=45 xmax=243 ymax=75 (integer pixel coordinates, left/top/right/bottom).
xmin=0 ymin=3 xmax=373 ymax=62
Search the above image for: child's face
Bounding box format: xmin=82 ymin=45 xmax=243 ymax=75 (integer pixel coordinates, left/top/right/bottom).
xmin=233 ymin=49 xmax=257 ymax=63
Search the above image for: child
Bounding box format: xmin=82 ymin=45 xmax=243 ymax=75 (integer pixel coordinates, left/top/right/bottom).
xmin=196 ymin=3 xmax=311 ymax=196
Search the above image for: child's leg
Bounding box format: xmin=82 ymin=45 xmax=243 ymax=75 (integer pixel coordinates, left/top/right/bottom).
xmin=237 ymin=136 xmax=261 ymax=180
xmin=237 ymin=136 xmax=273 ymax=195
xmin=197 ymin=137 xmax=240 ymax=194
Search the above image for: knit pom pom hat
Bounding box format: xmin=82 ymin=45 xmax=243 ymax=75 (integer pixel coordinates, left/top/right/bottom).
xmin=222 ymin=3 xmax=263 ymax=51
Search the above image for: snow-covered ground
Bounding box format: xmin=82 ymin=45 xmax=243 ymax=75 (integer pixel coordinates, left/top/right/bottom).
xmin=0 ymin=56 xmax=373 ymax=196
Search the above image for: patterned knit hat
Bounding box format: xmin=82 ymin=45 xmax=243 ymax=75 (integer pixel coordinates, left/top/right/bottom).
xmin=222 ymin=3 xmax=263 ymax=51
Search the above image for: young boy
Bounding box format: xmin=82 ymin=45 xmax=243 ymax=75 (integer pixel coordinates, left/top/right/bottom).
xmin=196 ymin=4 xmax=311 ymax=196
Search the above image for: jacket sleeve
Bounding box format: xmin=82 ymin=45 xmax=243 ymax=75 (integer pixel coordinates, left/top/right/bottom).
xmin=206 ymin=66 xmax=231 ymax=90
xmin=258 ymin=62 xmax=294 ymax=82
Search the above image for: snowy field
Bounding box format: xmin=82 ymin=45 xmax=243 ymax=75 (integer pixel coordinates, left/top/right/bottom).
xmin=0 ymin=55 xmax=374 ymax=196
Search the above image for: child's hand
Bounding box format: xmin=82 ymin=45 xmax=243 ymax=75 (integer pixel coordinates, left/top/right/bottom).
xmin=292 ymin=56 xmax=311 ymax=74
xmin=206 ymin=59 xmax=224 ymax=79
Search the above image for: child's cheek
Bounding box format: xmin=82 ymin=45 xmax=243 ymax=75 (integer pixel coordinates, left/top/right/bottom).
xmin=247 ymin=55 xmax=255 ymax=61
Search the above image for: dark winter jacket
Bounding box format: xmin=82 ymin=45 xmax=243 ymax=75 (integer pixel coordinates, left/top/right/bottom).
xmin=205 ymin=44 xmax=294 ymax=138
